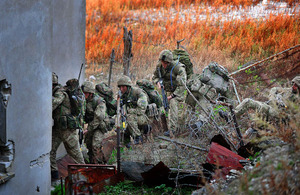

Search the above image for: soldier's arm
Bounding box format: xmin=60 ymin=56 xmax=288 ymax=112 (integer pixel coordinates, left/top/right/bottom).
xmin=52 ymin=90 xmax=65 ymax=111
xmin=173 ymin=66 xmax=187 ymax=99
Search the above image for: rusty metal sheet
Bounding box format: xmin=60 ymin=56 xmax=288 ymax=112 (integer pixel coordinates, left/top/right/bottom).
xmin=65 ymin=164 xmax=124 ymax=194
xmin=206 ymin=142 xmax=245 ymax=170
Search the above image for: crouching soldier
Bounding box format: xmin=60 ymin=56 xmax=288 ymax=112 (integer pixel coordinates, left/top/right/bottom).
xmin=51 ymin=74 xmax=85 ymax=181
xmin=82 ymin=81 xmax=110 ymax=164
xmin=117 ymin=75 xmax=149 ymax=147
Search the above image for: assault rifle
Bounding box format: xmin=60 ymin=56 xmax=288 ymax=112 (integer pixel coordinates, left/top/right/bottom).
xmin=116 ymin=90 xmax=121 ymax=173
xmin=119 ymin=91 xmax=127 ymax=131
xmin=78 ymin=63 xmax=84 ymax=150
xmin=157 ymin=67 xmax=169 ymax=112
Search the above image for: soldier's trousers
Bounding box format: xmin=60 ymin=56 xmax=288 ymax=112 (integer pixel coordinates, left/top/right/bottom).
xmin=235 ymin=98 xmax=279 ymax=120
xmin=50 ymin=128 xmax=85 ymax=172
xmin=127 ymin=108 xmax=148 ymax=138
xmin=84 ymin=129 xmax=105 ymax=164
xmin=168 ymin=97 xmax=186 ymax=133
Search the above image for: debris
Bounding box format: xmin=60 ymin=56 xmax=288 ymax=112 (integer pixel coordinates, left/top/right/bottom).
xmin=65 ymin=164 xmax=124 ymax=194
xmin=158 ymin=136 xmax=208 ymax=152
xmin=206 ymin=142 xmax=245 ymax=170
xmin=121 ymin=161 xmax=153 ymax=182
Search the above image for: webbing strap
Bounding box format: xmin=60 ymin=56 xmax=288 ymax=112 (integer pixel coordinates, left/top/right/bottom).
xmin=170 ymin=55 xmax=180 ymax=89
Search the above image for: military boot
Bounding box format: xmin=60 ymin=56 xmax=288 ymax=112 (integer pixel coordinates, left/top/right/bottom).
xmin=134 ymin=136 xmax=143 ymax=145
xmin=143 ymin=124 xmax=152 ymax=134
xmin=51 ymin=170 xmax=59 ymax=181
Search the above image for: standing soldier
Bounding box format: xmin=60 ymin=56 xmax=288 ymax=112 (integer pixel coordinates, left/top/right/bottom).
xmin=51 ymin=73 xmax=85 ymax=181
xmin=117 ymin=75 xmax=149 ymax=147
xmin=82 ymin=81 xmax=110 ymax=164
xmin=152 ymin=50 xmax=187 ymax=137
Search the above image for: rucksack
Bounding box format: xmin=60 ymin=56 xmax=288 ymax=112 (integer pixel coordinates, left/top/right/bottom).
xmin=95 ymin=82 xmax=113 ymax=98
xmin=136 ymin=79 xmax=163 ymax=108
xmin=200 ymin=62 xmax=230 ymax=96
xmin=172 ymin=49 xmax=194 ymax=79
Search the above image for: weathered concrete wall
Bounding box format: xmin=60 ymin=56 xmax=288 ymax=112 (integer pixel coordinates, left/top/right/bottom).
xmin=0 ymin=0 xmax=85 ymax=194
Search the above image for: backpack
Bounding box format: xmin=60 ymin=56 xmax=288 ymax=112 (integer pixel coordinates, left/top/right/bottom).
xmin=95 ymin=82 xmax=113 ymax=98
xmin=172 ymin=49 xmax=194 ymax=79
xmin=136 ymin=79 xmax=163 ymax=108
xmin=200 ymin=62 xmax=230 ymax=96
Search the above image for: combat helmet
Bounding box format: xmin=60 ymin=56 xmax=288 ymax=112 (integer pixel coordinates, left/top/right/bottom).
xmin=52 ymin=72 xmax=58 ymax=85
xmin=66 ymin=79 xmax=79 ymax=91
xmin=117 ymin=75 xmax=132 ymax=87
xmin=159 ymin=50 xmax=173 ymax=63
xmin=82 ymin=81 xmax=95 ymax=93
xmin=292 ymin=76 xmax=300 ymax=87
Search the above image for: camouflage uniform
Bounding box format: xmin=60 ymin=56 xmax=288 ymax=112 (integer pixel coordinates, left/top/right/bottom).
xmin=152 ymin=50 xmax=187 ymax=133
xmin=235 ymin=76 xmax=300 ymax=123
xmin=51 ymin=74 xmax=85 ymax=176
xmin=118 ymin=76 xmax=149 ymax=138
xmin=82 ymin=81 xmax=110 ymax=164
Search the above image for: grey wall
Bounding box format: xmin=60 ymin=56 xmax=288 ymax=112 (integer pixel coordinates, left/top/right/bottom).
xmin=0 ymin=0 xmax=85 ymax=194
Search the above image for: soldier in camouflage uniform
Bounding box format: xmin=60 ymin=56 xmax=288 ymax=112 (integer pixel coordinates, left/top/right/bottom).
xmin=152 ymin=50 xmax=187 ymax=136
xmin=235 ymin=75 xmax=300 ymax=123
xmin=51 ymin=73 xmax=85 ymax=180
xmin=82 ymin=81 xmax=110 ymax=164
xmin=118 ymin=75 xmax=149 ymax=145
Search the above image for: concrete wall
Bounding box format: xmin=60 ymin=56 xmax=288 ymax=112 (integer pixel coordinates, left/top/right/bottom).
xmin=0 ymin=0 xmax=85 ymax=194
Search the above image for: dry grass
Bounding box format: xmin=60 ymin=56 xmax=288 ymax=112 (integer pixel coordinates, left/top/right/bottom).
xmin=86 ymin=0 xmax=299 ymax=81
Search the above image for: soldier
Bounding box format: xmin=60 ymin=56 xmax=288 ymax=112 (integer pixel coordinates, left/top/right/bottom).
xmin=235 ymin=75 xmax=300 ymax=123
xmin=51 ymin=73 xmax=85 ymax=181
xmin=82 ymin=81 xmax=110 ymax=164
xmin=117 ymin=75 xmax=149 ymax=146
xmin=152 ymin=50 xmax=187 ymax=136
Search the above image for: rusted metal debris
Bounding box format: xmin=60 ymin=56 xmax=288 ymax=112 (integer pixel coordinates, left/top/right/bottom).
xmin=206 ymin=142 xmax=245 ymax=170
xmin=141 ymin=161 xmax=204 ymax=188
xmin=65 ymin=164 xmax=124 ymax=194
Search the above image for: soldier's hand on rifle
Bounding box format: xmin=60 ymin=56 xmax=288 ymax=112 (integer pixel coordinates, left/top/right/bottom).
xmin=167 ymin=95 xmax=172 ymax=101
xmin=157 ymin=82 xmax=161 ymax=89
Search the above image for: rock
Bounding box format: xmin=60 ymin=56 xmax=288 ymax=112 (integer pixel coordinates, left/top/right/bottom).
xmin=121 ymin=161 xmax=154 ymax=182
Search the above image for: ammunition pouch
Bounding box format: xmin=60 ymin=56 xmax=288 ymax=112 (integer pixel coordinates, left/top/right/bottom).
xmin=53 ymin=115 xmax=79 ymax=130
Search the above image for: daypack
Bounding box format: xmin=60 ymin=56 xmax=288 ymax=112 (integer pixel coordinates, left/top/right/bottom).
xmin=200 ymin=62 xmax=230 ymax=96
xmin=95 ymin=82 xmax=113 ymax=98
xmin=172 ymin=49 xmax=194 ymax=79
xmin=136 ymin=79 xmax=163 ymax=108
